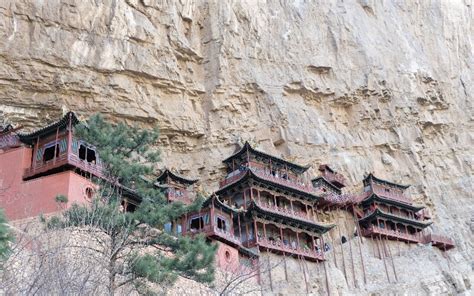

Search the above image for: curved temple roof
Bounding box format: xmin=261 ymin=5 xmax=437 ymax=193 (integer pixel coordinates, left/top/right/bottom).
xmin=216 ymin=168 xmax=319 ymax=201
xmin=361 ymin=193 xmax=423 ymax=211
xmin=156 ymin=168 xmax=198 ymax=186
xmin=363 ymin=173 xmax=410 ymax=190
xmin=222 ymin=141 xmax=310 ymax=174
xmin=18 ymin=112 xmax=79 ymax=145
xmin=248 ymin=201 xmax=335 ymax=234
xmin=359 ymin=208 xmax=431 ymax=228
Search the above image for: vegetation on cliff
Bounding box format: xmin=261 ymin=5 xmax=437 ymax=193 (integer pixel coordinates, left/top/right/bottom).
xmin=42 ymin=114 xmax=217 ymax=294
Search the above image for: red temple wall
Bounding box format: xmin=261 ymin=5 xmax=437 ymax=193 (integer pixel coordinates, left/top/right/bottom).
xmin=215 ymin=241 xmax=240 ymax=273
xmin=0 ymin=146 xmax=95 ymax=220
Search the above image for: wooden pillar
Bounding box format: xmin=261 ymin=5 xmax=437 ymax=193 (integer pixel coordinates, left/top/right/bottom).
xmin=67 ymin=113 xmax=73 ymax=157
xmin=245 ymin=223 xmax=250 ymax=242
xmin=32 ymin=136 xmax=40 ymax=169
xmin=254 ymin=219 xmax=259 ymax=243
xmin=238 ymin=214 xmax=242 ymax=239
xmin=305 ymin=203 xmax=309 ymax=219
xmin=296 ymin=231 xmax=300 ymax=248
xmin=257 ymin=189 xmax=261 ymax=203
xmin=279 ymin=226 xmax=284 ymax=241
xmin=290 ymin=199 xmax=294 ymax=212
xmin=243 ymin=189 xmax=247 ymax=210
xmin=53 ymin=126 xmax=59 ymax=164
xmin=273 ymin=194 xmax=277 ymax=206
xmin=230 ymin=211 xmax=234 ymax=235
xmin=263 ymin=222 xmax=267 ymax=238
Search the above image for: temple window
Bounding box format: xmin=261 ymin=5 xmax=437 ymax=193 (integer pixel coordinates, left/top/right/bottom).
xmin=43 ymin=144 xmax=60 ymax=162
xmin=164 ymin=222 xmax=172 ymax=233
xmin=79 ymin=144 xmax=86 ymax=160
xmin=217 ymin=216 xmax=227 ymax=231
xmin=79 ymin=144 xmax=97 ymax=164
xmin=190 ymin=216 xmax=204 ymax=231
xmin=87 ymin=148 xmax=96 ymax=163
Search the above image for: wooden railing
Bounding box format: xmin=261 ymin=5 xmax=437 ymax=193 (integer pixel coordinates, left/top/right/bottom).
xmin=167 ymin=189 xmax=191 ymax=203
xmin=24 ymin=151 xmax=103 ymax=179
xmin=188 ymin=224 xmax=241 ymax=246
xmin=361 ymin=226 xmax=420 ymax=243
xmin=255 ymin=200 xmax=313 ymax=223
xmin=320 ymin=193 xmax=359 ymax=206
xmin=371 ymin=187 xmax=412 ymax=204
xmin=321 ymin=171 xmax=346 ymax=187
xmin=68 ymin=153 xmax=103 ymax=177
xmin=257 ymin=237 xmax=324 ymax=261
xmin=421 ymin=233 xmax=454 ymax=246
xmin=219 ymin=166 xmax=316 ymax=195
xmin=219 ymin=169 xmax=247 ymax=188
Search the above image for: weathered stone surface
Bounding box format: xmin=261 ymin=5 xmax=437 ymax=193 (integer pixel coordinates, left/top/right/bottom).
xmin=0 ymin=0 xmax=472 ymax=295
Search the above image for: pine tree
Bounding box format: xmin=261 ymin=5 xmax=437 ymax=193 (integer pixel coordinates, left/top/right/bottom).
xmin=0 ymin=209 xmax=12 ymax=263
xmin=46 ymin=114 xmax=217 ymax=295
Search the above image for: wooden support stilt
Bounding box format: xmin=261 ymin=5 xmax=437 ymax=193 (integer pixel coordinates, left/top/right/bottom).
xmin=323 ymin=257 xmax=331 ymax=296
xmin=384 ymin=239 xmax=398 ymax=282
xmin=336 ymin=210 xmax=348 ymax=285
xmin=299 ymin=255 xmax=309 ymax=295
xmin=352 ymin=205 xmax=367 ymax=284
xmin=377 ymin=235 xmax=391 ymax=283
xmin=328 ymin=210 xmax=339 ymax=268
xmin=267 ymin=256 xmax=273 ymax=292
xmin=344 ymin=216 xmax=357 ymax=288
xmin=283 ymin=251 xmax=288 ymax=282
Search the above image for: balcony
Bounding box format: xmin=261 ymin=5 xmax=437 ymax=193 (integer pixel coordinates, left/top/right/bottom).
xmin=254 ymin=200 xmax=314 ymax=223
xmin=363 ymin=207 xmax=416 ymax=221
xmin=167 ymin=189 xmax=192 ymax=204
xmin=361 ymin=226 xmax=420 ymax=243
xmin=321 ymin=170 xmax=346 ymax=187
xmin=219 ymin=169 xmax=247 ymax=188
xmin=371 ymin=186 xmax=412 ymax=204
xmin=421 ymin=233 xmax=455 ymax=250
xmin=219 ymin=166 xmax=316 ymax=195
xmin=189 ymin=224 xmax=241 ymax=247
xmin=319 ymin=193 xmax=360 ymax=207
xmin=255 ymin=237 xmax=324 ymax=261
xmin=24 ymin=151 xmax=103 ymax=180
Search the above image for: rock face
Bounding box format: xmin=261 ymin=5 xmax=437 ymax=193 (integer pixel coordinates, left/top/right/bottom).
xmin=0 ymin=0 xmax=472 ymax=295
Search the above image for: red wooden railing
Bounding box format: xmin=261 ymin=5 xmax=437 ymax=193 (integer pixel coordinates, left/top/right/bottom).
xmin=371 ymin=186 xmax=412 ymax=204
xmin=219 ymin=165 xmax=316 ymax=195
xmin=255 ymin=200 xmax=314 ymax=223
xmin=257 ymin=237 xmax=324 ymax=261
xmin=361 ymin=226 xmax=420 ymax=243
xmin=321 ymin=170 xmax=346 ymax=187
xmin=188 ymin=224 xmax=241 ymax=246
xmin=24 ymin=151 xmax=103 ymax=179
xmin=167 ymin=188 xmax=191 ymax=203
xmin=421 ymin=233 xmax=455 ymax=246
xmin=362 ymin=207 xmax=415 ymax=221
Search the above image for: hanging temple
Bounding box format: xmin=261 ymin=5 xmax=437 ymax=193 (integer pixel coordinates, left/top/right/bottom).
xmin=0 ymin=112 xmax=455 ymax=281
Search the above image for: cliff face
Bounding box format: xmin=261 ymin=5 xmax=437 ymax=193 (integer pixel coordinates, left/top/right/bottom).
xmin=0 ymin=0 xmax=472 ymax=295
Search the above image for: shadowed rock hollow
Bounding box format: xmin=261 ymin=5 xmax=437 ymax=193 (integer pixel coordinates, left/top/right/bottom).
xmin=0 ymin=0 xmax=472 ymax=295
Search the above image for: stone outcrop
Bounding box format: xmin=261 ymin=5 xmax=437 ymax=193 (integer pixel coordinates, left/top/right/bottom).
xmin=0 ymin=0 xmax=472 ymax=295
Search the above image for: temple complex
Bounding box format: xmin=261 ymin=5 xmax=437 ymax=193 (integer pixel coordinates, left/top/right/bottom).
xmin=0 ymin=113 xmax=455 ymax=283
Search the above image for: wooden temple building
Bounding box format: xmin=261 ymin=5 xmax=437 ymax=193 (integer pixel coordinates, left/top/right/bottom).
xmin=0 ymin=112 xmax=142 ymax=220
xmin=357 ymin=174 xmax=454 ymax=250
xmin=155 ymin=168 xmax=198 ymax=204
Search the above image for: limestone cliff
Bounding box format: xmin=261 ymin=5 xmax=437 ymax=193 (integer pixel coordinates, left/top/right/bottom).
xmin=0 ymin=0 xmax=472 ymax=295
